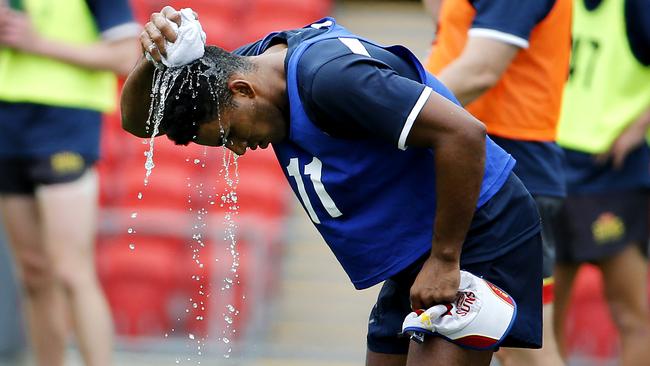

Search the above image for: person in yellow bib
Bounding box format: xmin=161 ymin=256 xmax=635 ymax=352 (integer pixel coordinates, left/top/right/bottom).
xmin=553 ymin=1 xmax=650 ymax=365
xmin=0 ymin=1 xmax=140 ymax=365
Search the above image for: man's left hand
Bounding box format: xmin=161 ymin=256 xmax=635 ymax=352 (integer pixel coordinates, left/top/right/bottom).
xmin=409 ymin=254 xmax=460 ymax=311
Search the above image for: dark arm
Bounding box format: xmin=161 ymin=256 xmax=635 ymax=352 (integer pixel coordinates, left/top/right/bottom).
xmin=120 ymin=6 xmax=182 ymax=137
xmin=120 ymin=56 xmax=161 ymax=138
xmin=406 ymin=91 xmax=486 ymax=309
xmin=408 ymin=92 xmax=486 ymax=259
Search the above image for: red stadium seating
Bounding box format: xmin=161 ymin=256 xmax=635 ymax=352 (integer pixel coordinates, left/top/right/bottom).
xmin=241 ymin=0 xmax=332 ymax=44
xmin=97 ymin=236 xmax=182 ymax=336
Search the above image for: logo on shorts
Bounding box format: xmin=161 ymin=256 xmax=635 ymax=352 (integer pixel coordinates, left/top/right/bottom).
xmin=591 ymin=212 xmax=625 ymax=244
xmin=51 ymin=152 xmax=84 ymax=175
xmin=455 ymin=292 xmax=477 ymax=316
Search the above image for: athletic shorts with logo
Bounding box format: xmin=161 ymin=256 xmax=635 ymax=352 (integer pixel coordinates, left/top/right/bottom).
xmin=367 ymin=173 xmax=543 ymax=353
xmin=0 ymin=102 xmax=99 ymax=194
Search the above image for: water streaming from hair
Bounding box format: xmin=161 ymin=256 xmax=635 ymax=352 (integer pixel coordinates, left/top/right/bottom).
xmin=143 ymin=60 xmax=242 ymax=363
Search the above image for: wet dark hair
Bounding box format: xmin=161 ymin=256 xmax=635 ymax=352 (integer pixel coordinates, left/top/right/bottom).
xmin=152 ymin=46 xmax=254 ymax=145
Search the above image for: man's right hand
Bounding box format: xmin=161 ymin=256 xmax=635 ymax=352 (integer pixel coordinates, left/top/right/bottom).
xmin=140 ymin=6 xmax=181 ymax=63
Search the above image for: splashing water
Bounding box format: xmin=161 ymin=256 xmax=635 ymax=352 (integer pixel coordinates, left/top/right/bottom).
xmin=143 ymin=59 xmax=245 ymax=363
xmin=218 ymin=148 xmax=240 ymax=359
xmin=143 ymin=67 xmax=186 ymax=186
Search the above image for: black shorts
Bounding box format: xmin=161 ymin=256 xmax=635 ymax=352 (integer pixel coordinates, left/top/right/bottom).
xmin=367 ymin=233 xmax=543 ymax=354
xmin=533 ymin=195 xmax=563 ymax=279
xmin=556 ymin=190 xmax=649 ymax=264
xmin=0 ymin=155 xmax=93 ymax=195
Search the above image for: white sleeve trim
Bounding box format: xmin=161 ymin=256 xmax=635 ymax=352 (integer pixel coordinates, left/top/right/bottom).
xmin=101 ymin=22 xmax=141 ymax=41
xmin=468 ymin=28 xmax=529 ymax=49
xmin=338 ymin=37 xmax=371 ymax=57
xmin=398 ymin=86 xmax=433 ymax=151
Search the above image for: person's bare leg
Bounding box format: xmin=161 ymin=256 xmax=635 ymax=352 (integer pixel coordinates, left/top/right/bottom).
xmin=598 ymin=245 xmax=650 ymax=366
xmin=37 ymin=170 xmax=113 ymax=366
xmin=366 ymin=349 xmax=407 ymax=366
xmin=0 ymin=195 xmax=67 ymax=366
xmin=496 ymin=303 xmax=564 ymax=366
xmin=408 ymin=337 xmax=492 ymax=366
xmin=552 ymin=262 xmax=579 ymax=359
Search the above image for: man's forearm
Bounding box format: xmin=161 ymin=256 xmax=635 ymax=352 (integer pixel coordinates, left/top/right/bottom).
xmin=437 ymin=37 xmax=519 ymax=106
xmin=120 ymin=56 xmax=158 ymax=138
xmin=431 ymin=126 xmax=486 ymax=261
xmin=438 ymin=61 xmax=494 ymax=106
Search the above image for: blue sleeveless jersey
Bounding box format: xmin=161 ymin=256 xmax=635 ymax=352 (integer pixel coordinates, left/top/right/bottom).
xmin=270 ymin=18 xmax=515 ymax=289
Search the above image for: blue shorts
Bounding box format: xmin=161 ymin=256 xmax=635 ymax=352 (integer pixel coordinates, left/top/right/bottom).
xmin=367 ymin=174 xmax=543 ymax=353
xmin=367 ymin=235 xmax=543 ymax=353
xmin=0 ymin=101 xmax=101 ymax=160
xmin=556 ymin=189 xmax=649 ymax=264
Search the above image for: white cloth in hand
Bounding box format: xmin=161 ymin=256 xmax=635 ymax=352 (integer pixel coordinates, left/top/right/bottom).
xmin=401 ymin=270 xmax=517 ymax=350
xmin=402 ymin=271 xmax=481 ymax=336
xmin=156 ymin=8 xmax=206 ymax=68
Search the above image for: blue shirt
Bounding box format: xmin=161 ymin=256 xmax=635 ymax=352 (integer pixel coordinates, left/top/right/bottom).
xmin=236 ymin=19 xmax=527 ymax=289
xmin=236 ymin=28 xmax=426 ymax=146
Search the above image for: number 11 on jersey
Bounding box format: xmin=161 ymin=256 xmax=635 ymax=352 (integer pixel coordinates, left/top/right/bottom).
xmin=287 ymin=157 xmax=343 ymax=224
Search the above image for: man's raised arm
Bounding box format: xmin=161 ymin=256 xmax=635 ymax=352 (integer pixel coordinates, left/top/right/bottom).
xmin=121 ymin=6 xmax=182 ymax=137
xmin=120 ymin=57 xmax=158 ymax=137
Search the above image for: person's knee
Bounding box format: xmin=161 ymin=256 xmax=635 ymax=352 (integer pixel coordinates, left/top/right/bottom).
xmin=49 ymin=248 xmax=96 ymax=294
xmin=52 ymin=261 xmax=96 ymax=295
xmin=608 ymin=299 xmax=650 ymax=336
xmin=16 ymin=251 xmax=56 ymax=296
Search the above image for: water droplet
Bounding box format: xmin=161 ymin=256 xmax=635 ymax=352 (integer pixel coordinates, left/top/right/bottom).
xmin=193 ymin=159 xmax=201 ymax=164
xmin=223 ymin=337 xmax=230 ymax=344
xmin=137 ymin=192 xmax=143 ymax=200
xmin=131 ymin=212 xmax=138 ymax=218
xmin=129 ymin=243 xmax=135 ymax=250
xmin=127 ymin=228 xmax=134 ymax=234
xmin=189 ymin=333 xmax=195 ymax=340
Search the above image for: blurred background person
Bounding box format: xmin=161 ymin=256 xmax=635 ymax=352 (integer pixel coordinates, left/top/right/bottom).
xmin=0 ymin=0 xmax=140 ymax=365
xmin=423 ymin=0 xmax=571 ymax=365
xmin=552 ymin=0 xmax=650 ymax=365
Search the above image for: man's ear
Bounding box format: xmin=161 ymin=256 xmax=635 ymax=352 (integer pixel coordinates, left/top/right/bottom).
xmin=229 ymin=79 xmax=255 ymax=98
